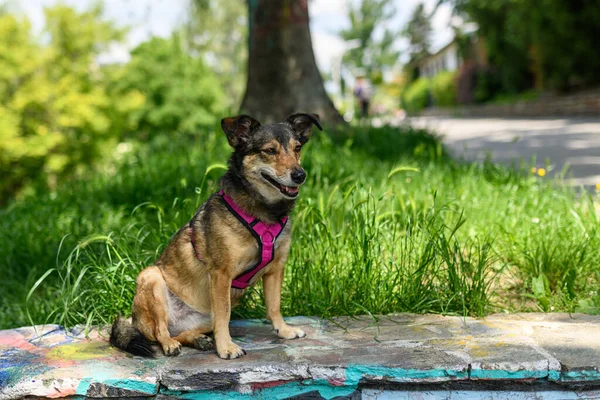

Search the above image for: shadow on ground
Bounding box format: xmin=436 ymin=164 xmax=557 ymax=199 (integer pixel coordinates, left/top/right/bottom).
xmin=413 ymin=117 xmax=600 ymax=187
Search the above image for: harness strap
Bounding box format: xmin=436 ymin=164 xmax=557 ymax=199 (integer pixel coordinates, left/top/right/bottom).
xmin=219 ymin=190 xmax=287 ymax=289
xmin=189 ymin=223 xmax=202 ymax=260
xmin=188 ymin=190 xmax=287 ymax=289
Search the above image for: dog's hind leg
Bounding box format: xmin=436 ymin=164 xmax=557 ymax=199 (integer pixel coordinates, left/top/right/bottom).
xmin=132 ymin=266 xmax=182 ymax=356
xmin=172 ymin=327 xmax=215 ymax=351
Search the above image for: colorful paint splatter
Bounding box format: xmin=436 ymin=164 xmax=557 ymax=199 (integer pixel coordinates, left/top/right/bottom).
xmin=0 ymin=314 xmax=599 ymax=399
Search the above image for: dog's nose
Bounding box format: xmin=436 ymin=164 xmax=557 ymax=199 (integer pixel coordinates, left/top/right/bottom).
xmin=291 ymin=169 xmax=306 ymax=184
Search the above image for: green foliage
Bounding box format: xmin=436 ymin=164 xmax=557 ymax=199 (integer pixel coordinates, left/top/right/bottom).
xmin=473 ymin=67 xmax=502 ymax=103
xmin=453 ymin=0 xmax=600 ymax=91
xmin=431 ymin=71 xmax=457 ymax=107
xmin=525 ymin=0 xmax=600 ymax=91
xmin=489 ymin=89 xmax=539 ymax=105
xmin=110 ymin=35 xmax=226 ymax=139
xmin=402 ymin=77 xmax=430 ymax=114
xmin=455 ymin=0 xmax=531 ymax=94
xmin=2 ymin=124 xmax=598 ymax=329
xmin=339 ymin=0 xmax=400 ymax=81
xmin=185 ymin=0 xmax=247 ymax=107
xmin=0 ymin=5 xmax=229 ymax=202
xmin=0 ymin=6 xmax=134 ymax=202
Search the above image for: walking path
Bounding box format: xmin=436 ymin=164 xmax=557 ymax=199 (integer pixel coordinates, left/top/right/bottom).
xmin=411 ymin=117 xmax=600 ymax=188
xmin=1 ymin=313 xmax=599 ymax=399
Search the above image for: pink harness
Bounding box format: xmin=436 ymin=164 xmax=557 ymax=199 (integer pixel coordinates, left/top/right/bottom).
xmin=189 ymin=190 xmax=288 ymax=289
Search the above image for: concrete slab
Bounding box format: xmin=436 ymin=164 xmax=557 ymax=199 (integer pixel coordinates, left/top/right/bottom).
xmin=0 ymin=313 xmax=599 ymax=399
xmin=411 ymin=117 xmax=600 ymax=188
xmin=363 ymin=389 xmax=600 ymax=399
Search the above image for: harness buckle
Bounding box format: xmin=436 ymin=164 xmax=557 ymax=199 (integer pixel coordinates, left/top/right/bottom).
xmin=217 ymin=190 xmax=288 ymax=289
xmin=262 ymin=231 xmax=274 ymax=244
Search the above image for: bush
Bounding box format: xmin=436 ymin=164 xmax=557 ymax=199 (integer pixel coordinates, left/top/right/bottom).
xmin=402 ymin=77 xmax=430 ymax=114
xmin=456 ymin=61 xmax=477 ymax=104
xmin=0 ymin=6 xmax=227 ymax=204
xmin=110 ymin=35 xmax=226 ymax=140
xmin=474 ymin=67 xmax=503 ymax=103
xmin=431 ymin=71 xmax=457 ymax=107
xmin=0 ymin=7 xmax=134 ymax=203
xmin=490 ymin=89 xmax=540 ymax=105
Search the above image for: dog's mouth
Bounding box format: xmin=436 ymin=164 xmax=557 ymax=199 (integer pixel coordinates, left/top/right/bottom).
xmin=261 ymin=172 xmax=299 ymax=198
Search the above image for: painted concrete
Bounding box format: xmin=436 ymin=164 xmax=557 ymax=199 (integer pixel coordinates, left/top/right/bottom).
xmin=363 ymin=389 xmax=600 ymax=400
xmin=0 ymin=313 xmax=599 ymax=399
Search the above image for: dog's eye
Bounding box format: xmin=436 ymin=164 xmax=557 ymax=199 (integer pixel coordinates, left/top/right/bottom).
xmin=294 ymin=145 xmax=302 ymax=153
xmin=263 ymin=148 xmax=277 ymax=155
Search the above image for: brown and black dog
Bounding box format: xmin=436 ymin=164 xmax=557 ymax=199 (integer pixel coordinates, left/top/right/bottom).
xmin=110 ymin=113 xmax=322 ymax=359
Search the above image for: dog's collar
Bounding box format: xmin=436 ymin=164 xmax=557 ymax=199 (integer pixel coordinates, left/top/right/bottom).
xmin=189 ymin=190 xmax=288 ymax=289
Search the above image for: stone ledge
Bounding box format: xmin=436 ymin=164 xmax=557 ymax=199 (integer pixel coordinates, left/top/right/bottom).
xmin=1 ymin=313 xmax=599 ymax=399
xmin=420 ymin=89 xmax=600 ymax=118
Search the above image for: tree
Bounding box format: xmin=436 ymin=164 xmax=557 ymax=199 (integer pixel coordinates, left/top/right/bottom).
xmin=401 ymin=3 xmax=432 ymax=84
xmin=452 ymin=0 xmax=531 ymax=94
xmin=450 ymin=0 xmax=600 ymax=92
xmin=240 ymin=0 xmax=344 ymax=125
xmin=403 ymin=3 xmax=431 ymax=65
xmin=186 ymin=0 xmax=248 ymax=108
xmin=0 ymin=5 xmax=133 ymax=202
xmin=340 ymin=0 xmax=400 ymax=84
xmin=109 ymin=34 xmax=226 ymax=139
xmin=520 ymin=0 xmax=600 ymax=91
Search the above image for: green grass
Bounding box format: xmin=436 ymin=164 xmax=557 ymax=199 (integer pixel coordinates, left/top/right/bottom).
xmin=489 ymin=89 xmax=541 ymax=105
xmin=1 ymin=124 xmax=599 ymax=330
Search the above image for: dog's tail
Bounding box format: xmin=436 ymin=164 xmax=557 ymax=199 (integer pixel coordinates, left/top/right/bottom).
xmin=109 ymin=317 xmax=158 ymax=357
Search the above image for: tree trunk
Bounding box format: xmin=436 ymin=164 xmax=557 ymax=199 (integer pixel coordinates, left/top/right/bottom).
xmin=241 ymin=0 xmax=345 ymax=126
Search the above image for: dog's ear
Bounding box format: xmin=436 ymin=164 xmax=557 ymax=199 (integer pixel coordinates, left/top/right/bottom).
xmin=286 ymin=113 xmax=322 ymax=144
xmin=221 ymin=115 xmax=261 ymax=149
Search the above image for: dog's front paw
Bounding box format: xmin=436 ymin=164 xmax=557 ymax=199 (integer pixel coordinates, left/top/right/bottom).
xmin=216 ymin=340 xmax=246 ymax=359
xmin=162 ymin=339 xmax=182 ymax=356
xmin=276 ymin=325 xmax=306 ymax=340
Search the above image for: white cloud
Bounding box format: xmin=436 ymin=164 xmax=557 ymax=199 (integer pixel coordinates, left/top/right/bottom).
xmin=96 ymin=42 xmax=131 ymax=65
xmin=310 ymin=0 xmax=456 ymax=70
xmin=15 ymin=0 xmax=52 ymax=33
xmin=17 ymin=0 xmax=188 ymax=63
xmin=309 ymin=0 xmax=349 ymax=37
xmin=428 ymin=2 xmax=454 ymax=52
xmin=309 ymin=0 xmax=347 ymax=16
xmin=312 ymin=31 xmax=346 ymax=72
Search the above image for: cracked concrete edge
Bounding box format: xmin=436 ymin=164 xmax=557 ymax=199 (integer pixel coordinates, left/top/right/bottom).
xmin=2 ymin=314 xmax=600 ymax=399
xmin=1 ymin=357 xmax=598 ymax=397
xmin=154 ymin=364 xmax=600 ymax=400
xmin=4 ymin=363 xmax=597 ymax=400
xmin=154 ymin=361 xmax=598 ymax=399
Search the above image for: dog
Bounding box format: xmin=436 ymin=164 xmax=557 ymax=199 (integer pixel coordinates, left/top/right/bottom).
xmin=110 ymin=113 xmax=322 ymax=359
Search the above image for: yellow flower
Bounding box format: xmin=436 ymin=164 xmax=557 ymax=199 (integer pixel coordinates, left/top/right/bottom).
xmin=596 ymin=183 xmax=600 ymax=191
xmin=530 ymin=167 xmax=537 ymax=174
xmin=537 ymin=168 xmax=546 ymax=177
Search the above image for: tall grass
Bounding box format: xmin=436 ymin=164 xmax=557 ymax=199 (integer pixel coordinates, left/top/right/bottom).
xmin=0 ymin=124 xmax=599 ymax=329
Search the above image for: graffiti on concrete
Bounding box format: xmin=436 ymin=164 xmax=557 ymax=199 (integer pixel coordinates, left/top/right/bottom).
xmin=1 ymin=314 xmax=599 ymax=399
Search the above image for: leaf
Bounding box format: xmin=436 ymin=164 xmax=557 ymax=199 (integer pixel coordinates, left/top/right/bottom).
xmin=387 ymin=166 xmax=420 ymax=179
xmin=531 ymin=274 xmax=548 ymax=298
xmin=204 ymin=163 xmax=228 ymax=175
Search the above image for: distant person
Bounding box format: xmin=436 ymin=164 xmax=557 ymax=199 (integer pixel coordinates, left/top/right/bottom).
xmin=354 ymin=76 xmax=372 ymax=118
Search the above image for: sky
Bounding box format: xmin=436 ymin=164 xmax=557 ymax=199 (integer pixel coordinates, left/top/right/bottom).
xmin=15 ymin=0 xmax=455 ymax=73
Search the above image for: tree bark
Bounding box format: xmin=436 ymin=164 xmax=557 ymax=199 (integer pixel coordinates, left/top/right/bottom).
xmin=241 ymin=0 xmax=345 ymax=126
